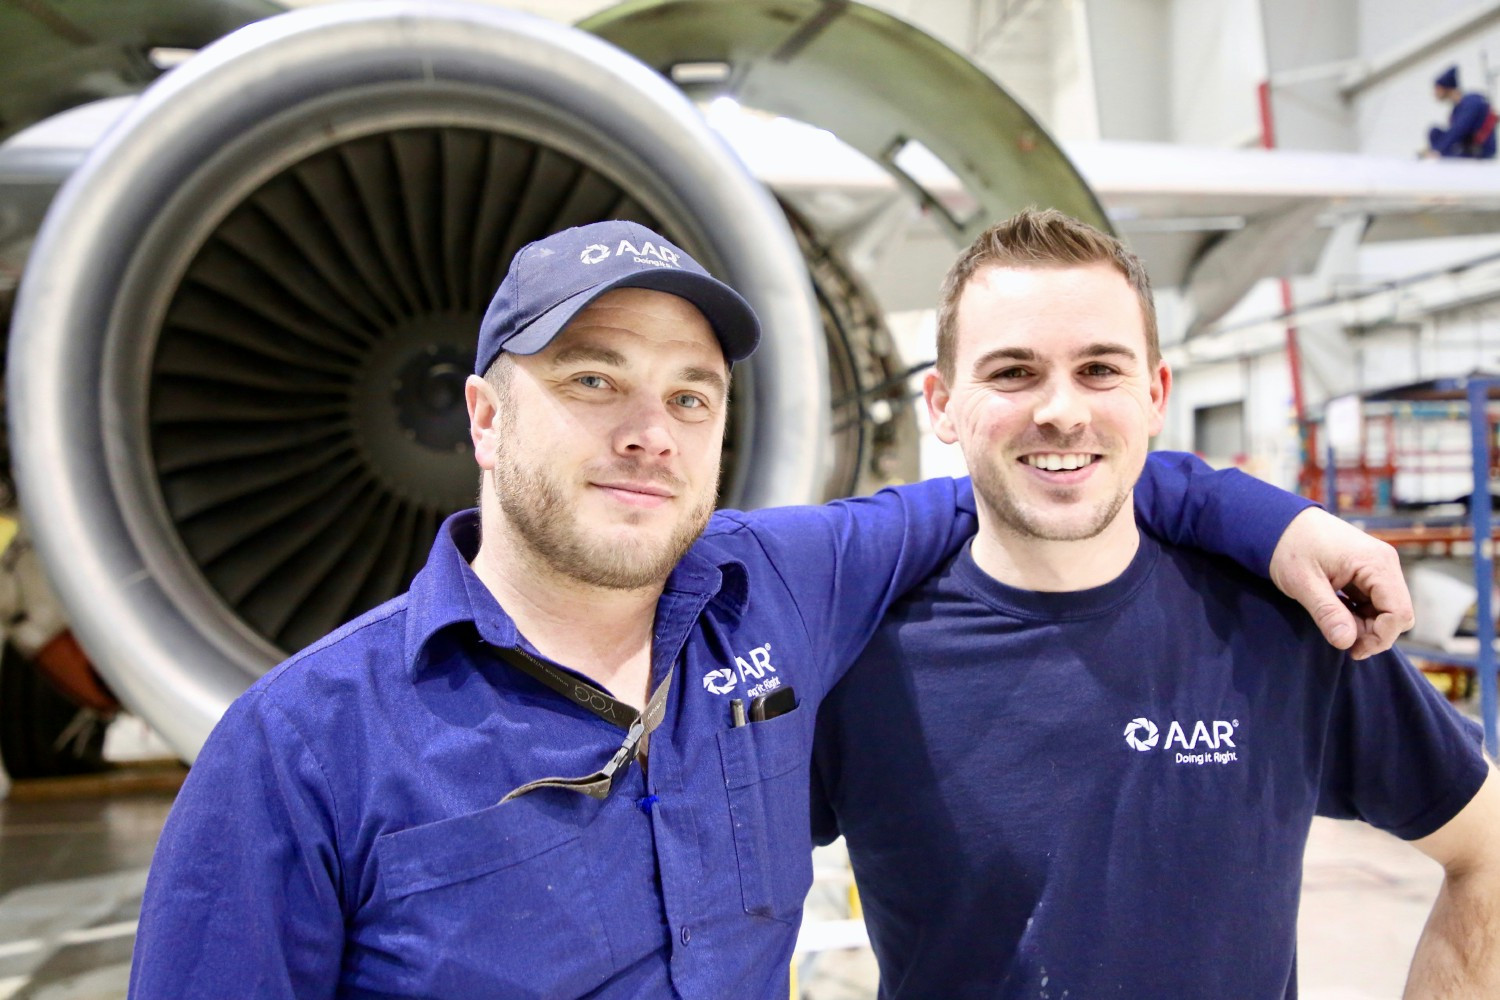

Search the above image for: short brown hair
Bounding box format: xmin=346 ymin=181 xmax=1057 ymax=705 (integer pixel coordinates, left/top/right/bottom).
xmin=484 ymin=352 xmax=514 ymax=401
xmin=935 ymin=208 xmax=1158 ymax=380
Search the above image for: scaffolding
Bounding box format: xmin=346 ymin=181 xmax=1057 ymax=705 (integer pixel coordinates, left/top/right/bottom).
xmin=1307 ymin=375 xmax=1500 ymax=758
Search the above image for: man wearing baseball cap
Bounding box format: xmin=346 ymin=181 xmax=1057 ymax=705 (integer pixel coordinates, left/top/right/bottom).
xmin=131 ymin=220 xmax=1411 ymax=999
xmin=1425 ymin=64 xmax=1498 ymax=159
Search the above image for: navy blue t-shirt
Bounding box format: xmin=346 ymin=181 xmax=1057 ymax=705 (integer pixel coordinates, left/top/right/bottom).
xmin=812 ymin=529 xmax=1488 ymax=1000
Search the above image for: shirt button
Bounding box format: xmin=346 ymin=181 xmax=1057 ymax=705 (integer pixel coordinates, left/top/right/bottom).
xmin=680 ymin=925 xmax=692 ymax=945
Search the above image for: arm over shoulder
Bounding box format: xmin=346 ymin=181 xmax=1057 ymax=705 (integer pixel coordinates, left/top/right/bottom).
xmin=735 ymin=456 xmax=1317 ymax=691
xmin=1140 ymin=451 xmax=1411 ymax=656
xmin=726 ymin=477 xmax=976 ymax=693
xmin=1135 ymin=450 xmax=1313 ymax=577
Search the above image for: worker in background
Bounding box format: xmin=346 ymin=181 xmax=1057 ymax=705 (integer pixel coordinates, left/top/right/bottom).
xmin=813 ymin=209 xmax=1500 ymax=999
xmin=1425 ymin=64 xmax=1497 ymax=159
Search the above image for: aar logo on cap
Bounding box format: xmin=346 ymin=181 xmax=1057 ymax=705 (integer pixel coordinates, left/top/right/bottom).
xmin=475 ymin=220 xmax=760 ymax=375
xmin=579 ymin=238 xmax=681 ymax=268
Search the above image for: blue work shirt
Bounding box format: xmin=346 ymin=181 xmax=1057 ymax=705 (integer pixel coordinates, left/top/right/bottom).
xmin=130 ymin=458 xmax=1309 ymax=999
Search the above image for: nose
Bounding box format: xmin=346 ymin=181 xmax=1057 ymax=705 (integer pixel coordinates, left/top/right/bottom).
xmin=612 ymin=395 xmax=677 ymax=459
xmin=1032 ymin=376 xmax=1090 ymax=434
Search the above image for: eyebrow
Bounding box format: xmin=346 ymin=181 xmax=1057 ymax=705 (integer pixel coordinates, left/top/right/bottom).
xmin=678 ymin=365 xmax=729 ymax=397
xmin=549 ymin=344 xmax=628 ymax=369
xmin=1078 ymin=342 xmax=1139 ymax=360
xmin=971 ymin=341 xmax=1139 ymax=374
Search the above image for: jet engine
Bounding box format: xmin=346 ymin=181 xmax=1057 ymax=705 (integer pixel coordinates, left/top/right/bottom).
xmin=1 ymin=0 xmax=1102 ymax=763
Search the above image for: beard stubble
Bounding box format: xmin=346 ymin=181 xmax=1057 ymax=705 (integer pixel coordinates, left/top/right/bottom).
xmin=491 ymin=447 xmax=717 ymax=592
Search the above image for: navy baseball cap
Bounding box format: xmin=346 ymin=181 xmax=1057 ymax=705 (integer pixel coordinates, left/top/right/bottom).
xmin=474 ymin=221 xmax=761 ymax=374
xmin=1436 ymin=65 xmax=1460 ymax=89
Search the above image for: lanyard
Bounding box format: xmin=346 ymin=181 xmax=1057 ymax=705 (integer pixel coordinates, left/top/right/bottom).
xmin=491 ymin=645 xmax=673 ymax=802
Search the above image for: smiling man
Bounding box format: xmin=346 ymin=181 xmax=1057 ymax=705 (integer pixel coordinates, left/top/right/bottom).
xmin=812 ymin=209 xmax=1500 ymax=998
xmin=470 ymin=287 xmax=731 ymax=715
xmin=133 ymin=219 xmax=1418 ymax=1000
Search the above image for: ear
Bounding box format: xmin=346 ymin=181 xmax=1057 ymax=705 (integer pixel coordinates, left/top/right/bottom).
xmin=466 ymin=375 xmax=501 ymax=471
xmin=924 ymin=370 xmax=960 ymax=445
xmin=1147 ymin=359 xmax=1171 ymax=437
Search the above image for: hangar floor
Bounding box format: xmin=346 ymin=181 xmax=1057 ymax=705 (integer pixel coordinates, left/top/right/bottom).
xmin=0 ymin=758 xmax=1468 ymax=998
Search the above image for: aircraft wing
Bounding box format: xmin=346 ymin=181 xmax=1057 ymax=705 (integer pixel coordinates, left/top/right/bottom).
xmin=1065 ymin=140 xmax=1500 ymax=334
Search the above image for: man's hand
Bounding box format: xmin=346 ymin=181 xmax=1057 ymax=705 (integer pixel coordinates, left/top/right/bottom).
xmin=1269 ymin=507 xmax=1414 ymax=659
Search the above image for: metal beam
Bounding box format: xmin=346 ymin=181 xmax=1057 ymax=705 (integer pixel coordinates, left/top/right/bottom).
xmin=1167 ymin=250 xmax=1500 ymax=368
xmin=1339 ymin=0 xmax=1500 ymax=98
xmin=1466 ymin=376 xmax=1499 ymax=759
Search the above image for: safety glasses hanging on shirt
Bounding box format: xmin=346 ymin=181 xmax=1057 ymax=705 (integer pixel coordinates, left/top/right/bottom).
xmin=490 ymin=646 xmax=673 ymax=802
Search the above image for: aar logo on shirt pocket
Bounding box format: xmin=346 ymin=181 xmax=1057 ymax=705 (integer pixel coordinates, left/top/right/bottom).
xmin=702 ymin=642 xmax=779 ymax=697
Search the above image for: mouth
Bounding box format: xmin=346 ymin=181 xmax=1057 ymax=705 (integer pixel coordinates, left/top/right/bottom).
xmin=592 ymin=481 xmax=676 ymax=508
xmin=1019 ymin=452 xmax=1100 ymax=473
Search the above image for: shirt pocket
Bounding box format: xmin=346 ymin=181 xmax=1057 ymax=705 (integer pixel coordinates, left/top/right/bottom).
xmin=370 ymin=797 xmax=612 ymax=997
xmin=716 ymin=708 xmax=815 ymax=923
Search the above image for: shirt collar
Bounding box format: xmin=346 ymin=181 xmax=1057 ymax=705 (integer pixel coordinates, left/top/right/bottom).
xmin=403 ymin=509 xmax=750 ymax=674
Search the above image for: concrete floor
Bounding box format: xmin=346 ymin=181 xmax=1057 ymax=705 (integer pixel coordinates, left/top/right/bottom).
xmin=0 ymin=788 xmax=172 ymax=999
xmin=0 ymin=774 xmax=1457 ymax=1000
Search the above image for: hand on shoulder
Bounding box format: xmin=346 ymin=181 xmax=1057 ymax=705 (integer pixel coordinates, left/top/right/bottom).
xmin=1269 ymin=507 xmax=1414 ymax=659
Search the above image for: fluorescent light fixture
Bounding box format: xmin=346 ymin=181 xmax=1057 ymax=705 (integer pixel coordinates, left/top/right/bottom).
xmin=670 ymin=61 xmax=732 ymax=85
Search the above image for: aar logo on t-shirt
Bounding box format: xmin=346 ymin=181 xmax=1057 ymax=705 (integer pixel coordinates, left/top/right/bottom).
xmin=1124 ymin=715 xmax=1241 ymax=765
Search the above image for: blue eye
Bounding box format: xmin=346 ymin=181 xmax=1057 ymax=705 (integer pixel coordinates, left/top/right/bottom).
xmin=576 ymin=374 xmax=608 ymax=389
xmin=673 ymin=393 xmax=704 ymax=409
